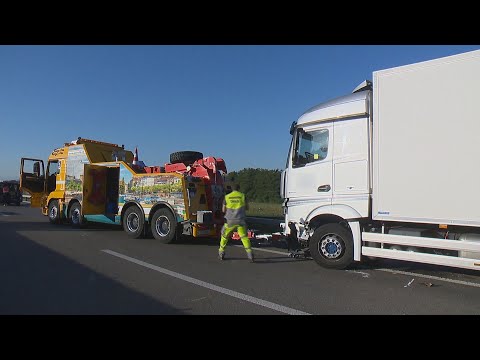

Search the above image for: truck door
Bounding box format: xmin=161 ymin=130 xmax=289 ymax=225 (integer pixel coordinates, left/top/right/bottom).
xmin=20 ymin=158 xmax=46 ymax=207
xmin=286 ymin=124 xmax=333 ymax=204
xmin=82 ymin=164 xmax=107 ymax=215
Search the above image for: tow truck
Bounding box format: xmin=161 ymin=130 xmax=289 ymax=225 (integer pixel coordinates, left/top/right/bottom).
xmin=20 ymin=137 xmax=228 ymax=242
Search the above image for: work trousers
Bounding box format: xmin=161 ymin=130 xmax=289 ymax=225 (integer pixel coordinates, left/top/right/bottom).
xmin=219 ymin=223 xmax=252 ymax=254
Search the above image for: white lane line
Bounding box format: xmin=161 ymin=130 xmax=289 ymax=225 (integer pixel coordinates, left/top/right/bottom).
xmin=239 ymin=245 xmax=480 ymax=288
xmin=376 ymin=268 xmax=480 ymax=288
xmin=240 ymin=245 xmax=480 ymax=287
xmin=102 ymin=249 xmax=310 ymax=315
xmin=247 ymin=242 xmax=480 ymax=288
xmin=243 ymin=245 xmax=480 ymax=288
xmin=233 ymin=244 xmax=290 ymax=256
xmin=346 ymin=270 xmax=370 ymax=278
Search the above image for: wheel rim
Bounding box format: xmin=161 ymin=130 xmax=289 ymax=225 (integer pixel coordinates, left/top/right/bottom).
xmin=155 ymin=215 xmax=170 ymax=237
xmin=319 ymin=233 xmax=343 ymax=259
xmin=126 ymin=212 xmax=140 ymax=232
xmin=49 ymin=205 xmax=58 ymax=220
xmin=71 ymin=207 xmax=81 ymax=224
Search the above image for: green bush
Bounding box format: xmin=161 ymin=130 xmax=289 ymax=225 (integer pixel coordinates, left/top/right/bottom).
xmin=227 ymin=168 xmax=282 ymax=204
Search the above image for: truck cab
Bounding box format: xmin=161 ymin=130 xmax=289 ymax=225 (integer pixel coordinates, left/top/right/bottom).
xmin=282 ymin=84 xmax=372 ymax=268
xmin=21 ymin=137 xmax=132 ymax=221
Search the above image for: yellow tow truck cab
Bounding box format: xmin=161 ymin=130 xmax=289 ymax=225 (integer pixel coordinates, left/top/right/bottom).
xmin=20 ymin=137 xmax=228 ymax=242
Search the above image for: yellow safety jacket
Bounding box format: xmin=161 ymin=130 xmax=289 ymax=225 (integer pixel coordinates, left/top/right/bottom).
xmin=224 ymin=190 xmax=246 ymax=225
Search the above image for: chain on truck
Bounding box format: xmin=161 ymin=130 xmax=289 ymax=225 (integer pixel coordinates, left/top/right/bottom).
xmin=281 ymin=49 xmax=480 ymax=271
xmin=20 ymin=137 xmax=228 ymax=242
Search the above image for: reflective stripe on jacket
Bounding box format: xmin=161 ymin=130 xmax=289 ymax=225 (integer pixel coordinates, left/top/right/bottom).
xmin=224 ymin=190 xmax=246 ymax=225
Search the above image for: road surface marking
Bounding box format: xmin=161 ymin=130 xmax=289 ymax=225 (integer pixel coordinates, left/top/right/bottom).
xmin=346 ymin=270 xmax=370 ymax=278
xmin=102 ymin=249 xmax=311 ymax=315
xmin=376 ymin=268 xmax=480 ymax=288
xmin=239 ymin=245 xmax=480 ymax=288
xmin=233 ymin=244 xmax=290 ymax=256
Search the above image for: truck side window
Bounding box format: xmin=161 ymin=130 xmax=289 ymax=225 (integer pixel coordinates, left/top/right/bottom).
xmin=293 ymin=129 xmax=329 ymax=167
xmin=286 ymin=137 xmax=293 ymax=168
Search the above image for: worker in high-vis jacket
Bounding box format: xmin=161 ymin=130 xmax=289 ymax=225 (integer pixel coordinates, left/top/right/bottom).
xmin=218 ymin=184 xmax=254 ymax=262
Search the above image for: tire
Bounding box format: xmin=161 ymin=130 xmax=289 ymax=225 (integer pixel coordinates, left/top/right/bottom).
xmin=169 ymin=151 xmax=203 ymax=165
xmin=123 ymin=206 xmax=145 ymax=239
xmin=150 ymin=208 xmax=176 ymax=243
xmin=69 ymin=202 xmax=84 ymax=228
xmin=48 ymin=200 xmax=61 ymax=224
xmin=309 ymin=223 xmax=353 ymax=269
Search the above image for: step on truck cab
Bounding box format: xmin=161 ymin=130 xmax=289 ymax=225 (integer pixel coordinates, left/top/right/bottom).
xmin=20 ymin=137 xmax=227 ymax=242
xmin=281 ymin=49 xmax=480 ymax=272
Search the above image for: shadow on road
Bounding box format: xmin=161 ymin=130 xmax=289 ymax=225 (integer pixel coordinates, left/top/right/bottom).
xmin=0 ymin=220 xmax=187 ymax=315
xmin=2 ymin=220 xmax=125 ymax=232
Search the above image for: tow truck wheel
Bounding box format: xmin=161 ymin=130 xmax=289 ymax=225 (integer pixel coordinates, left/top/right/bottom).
xmin=123 ymin=206 xmax=145 ymax=239
xmin=309 ymin=223 xmax=353 ymax=269
xmin=48 ymin=200 xmax=61 ymax=224
xmin=69 ymin=202 xmax=84 ymax=228
xmin=151 ymin=208 xmax=176 ymax=244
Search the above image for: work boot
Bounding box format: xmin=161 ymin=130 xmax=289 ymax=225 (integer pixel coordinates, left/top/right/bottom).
xmin=218 ymin=251 xmax=225 ymax=261
xmin=247 ymin=252 xmax=254 ymax=263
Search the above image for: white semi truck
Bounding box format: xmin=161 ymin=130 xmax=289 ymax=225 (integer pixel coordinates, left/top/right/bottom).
xmin=281 ymin=49 xmax=480 ymax=271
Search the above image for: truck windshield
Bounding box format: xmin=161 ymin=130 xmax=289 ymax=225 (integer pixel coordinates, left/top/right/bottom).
xmin=47 ymin=160 xmax=60 ymax=192
xmin=293 ymin=129 xmax=329 ymax=167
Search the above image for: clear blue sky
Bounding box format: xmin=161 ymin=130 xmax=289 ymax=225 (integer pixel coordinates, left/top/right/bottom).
xmin=1 ymin=45 xmax=479 ymax=181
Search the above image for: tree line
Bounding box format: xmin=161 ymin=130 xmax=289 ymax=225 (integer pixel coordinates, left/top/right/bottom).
xmin=226 ymin=168 xmax=282 ymax=203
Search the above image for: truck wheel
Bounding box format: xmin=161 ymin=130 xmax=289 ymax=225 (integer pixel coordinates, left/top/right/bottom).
xmin=169 ymin=151 xmax=203 ymax=165
xmin=123 ymin=206 xmax=144 ymax=239
xmin=151 ymin=208 xmax=176 ymax=243
xmin=69 ymin=202 xmax=84 ymax=228
xmin=48 ymin=200 xmax=61 ymax=224
xmin=309 ymin=223 xmax=353 ymax=269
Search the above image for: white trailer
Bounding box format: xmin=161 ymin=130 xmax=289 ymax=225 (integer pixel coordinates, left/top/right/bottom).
xmin=281 ymin=49 xmax=480 ymax=271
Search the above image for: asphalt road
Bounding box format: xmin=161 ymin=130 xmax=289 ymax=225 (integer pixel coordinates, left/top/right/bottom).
xmin=1 ymin=204 xmax=480 ymax=315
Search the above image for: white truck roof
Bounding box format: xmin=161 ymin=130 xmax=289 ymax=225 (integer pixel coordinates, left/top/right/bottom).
xmin=297 ymin=90 xmax=370 ymax=127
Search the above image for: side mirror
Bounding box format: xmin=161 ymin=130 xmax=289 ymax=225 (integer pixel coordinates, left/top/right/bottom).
xmin=289 ymin=121 xmax=297 ymax=135
xmin=33 ymin=162 xmax=40 ymax=177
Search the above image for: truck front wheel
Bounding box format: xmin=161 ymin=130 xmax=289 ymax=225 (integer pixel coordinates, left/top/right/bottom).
xmin=123 ymin=206 xmax=145 ymax=239
xmin=309 ymin=223 xmax=353 ymax=269
xmin=151 ymin=208 xmax=176 ymax=243
xmin=48 ymin=200 xmax=61 ymax=224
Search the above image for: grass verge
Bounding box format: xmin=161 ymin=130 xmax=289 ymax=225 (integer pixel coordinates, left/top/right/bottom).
xmin=246 ymin=202 xmax=283 ymax=218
